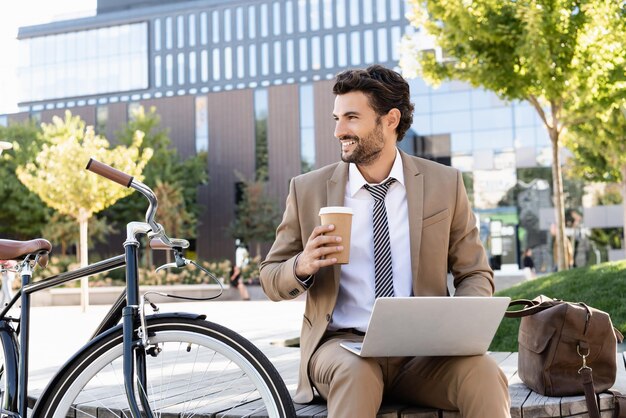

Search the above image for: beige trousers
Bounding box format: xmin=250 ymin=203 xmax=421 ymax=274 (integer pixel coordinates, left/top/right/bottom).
xmin=309 ymin=331 xmax=511 ymax=418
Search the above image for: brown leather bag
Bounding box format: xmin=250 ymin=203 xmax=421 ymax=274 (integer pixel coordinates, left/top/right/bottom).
xmin=505 ymin=295 xmax=626 ymax=418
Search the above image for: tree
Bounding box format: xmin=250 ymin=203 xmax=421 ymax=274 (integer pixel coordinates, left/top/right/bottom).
xmin=566 ymin=102 xmax=626 ymax=247
xmin=0 ymin=121 xmax=52 ymax=239
xmin=102 ymin=106 xmax=208 ymax=240
xmin=228 ymin=174 xmax=282 ymax=257
xmin=16 ymin=111 xmax=152 ymax=310
xmin=400 ymin=0 xmax=626 ymax=270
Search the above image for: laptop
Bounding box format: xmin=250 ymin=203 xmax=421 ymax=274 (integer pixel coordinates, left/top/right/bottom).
xmin=339 ymin=296 xmax=510 ymax=357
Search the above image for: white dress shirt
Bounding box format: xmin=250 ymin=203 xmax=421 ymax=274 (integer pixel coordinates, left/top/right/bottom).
xmin=329 ymin=149 xmax=412 ymax=332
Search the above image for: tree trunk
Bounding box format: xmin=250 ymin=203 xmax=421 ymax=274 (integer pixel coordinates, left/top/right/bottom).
xmin=78 ymin=208 xmax=89 ymax=312
xmin=621 ymin=164 xmax=626 ymax=252
xmin=550 ymin=130 xmax=568 ymax=271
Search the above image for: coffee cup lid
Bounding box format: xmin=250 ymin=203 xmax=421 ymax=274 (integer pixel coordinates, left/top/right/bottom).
xmin=319 ymin=206 xmax=354 ymax=216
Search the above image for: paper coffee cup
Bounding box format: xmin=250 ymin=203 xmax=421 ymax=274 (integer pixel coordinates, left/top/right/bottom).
xmin=319 ymin=206 xmax=353 ymax=264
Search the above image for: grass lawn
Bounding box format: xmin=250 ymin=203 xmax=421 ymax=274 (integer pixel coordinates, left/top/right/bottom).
xmin=489 ymin=260 xmax=626 ymax=352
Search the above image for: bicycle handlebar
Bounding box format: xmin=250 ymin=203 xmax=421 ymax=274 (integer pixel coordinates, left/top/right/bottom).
xmin=86 ymin=158 xmax=133 ymax=188
xmin=86 ymin=158 xmax=189 ymax=250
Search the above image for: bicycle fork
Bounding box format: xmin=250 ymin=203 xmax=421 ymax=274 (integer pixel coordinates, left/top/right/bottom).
xmin=122 ymin=240 xmax=155 ymax=418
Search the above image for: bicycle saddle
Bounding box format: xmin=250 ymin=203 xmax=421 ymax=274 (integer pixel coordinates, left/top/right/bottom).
xmin=0 ymin=238 xmax=52 ymax=260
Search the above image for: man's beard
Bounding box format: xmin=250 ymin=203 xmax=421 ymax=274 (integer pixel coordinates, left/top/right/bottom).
xmin=340 ymin=123 xmax=385 ymax=165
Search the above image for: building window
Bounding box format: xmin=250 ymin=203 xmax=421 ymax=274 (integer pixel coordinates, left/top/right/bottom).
xmin=390 ymin=0 xmax=402 ymax=20
xmin=298 ymin=0 xmax=307 ymax=32
xmin=349 ymin=0 xmax=359 ymax=25
xmin=188 ymin=14 xmax=196 ymax=47
xmin=177 ymin=15 xmax=185 ymax=48
xmin=254 ymin=89 xmax=269 ymax=181
xmin=212 ymin=11 xmax=220 ymax=43
xmin=391 ymin=27 xmax=401 ymax=60
xmin=212 ymin=48 xmax=221 ymax=80
xmin=274 ymin=41 xmax=282 ymax=74
xmin=299 ymin=84 xmax=315 ymax=172
xmin=224 ymin=9 xmax=232 ymax=42
xmin=237 ymin=45 xmax=245 ymax=78
xmin=200 ymin=12 xmax=208 ymax=44
xmin=286 ymin=39 xmax=295 ymax=73
xmin=350 ymin=32 xmax=361 ymax=65
xmin=323 ymin=0 xmax=333 ymax=29
xmin=177 ymin=53 xmax=185 ymax=85
xmin=96 ymin=105 xmax=108 ymax=134
xmin=195 ymin=96 xmax=208 ymax=153
xmin=154 ymin=18 xmax=161 ymax=51
xmin=363 ymin=0 xmax=373 ymax=24
xmin=377 ymin=28 xmax=388 ymax=62
xmin=248 ymin=5 xmax=256 ymax=39
xmin=364 ymin=30 xmax=374 ymax=64
xmin=311 ymin=36 xmax=321 ymax=70
xmin=376 ymin=0 xmax=387 ymax=22
xmin=336 ymin=0 xmax=346 ymax=27
xmin=165 ymin=17 xmax=173 ymax=49
xmin=299 ymin=38 xmax=308 ymax=71
xmin=249 ymin=44 xmax=257 ymax=77
xmin=201 ymin=50 xmax=208 ymax=82
xmin=155 ymin=55 xmax=162 ymax=87
xmin=310 ymin=0 xmax=320 ymax=31
xmin=189 ymin=51 xmax=197 ymax=84
xmin=285 ymin=1 xmax=294 ymax=34
xmin=224 ymin=47 xmax=233 ymax=80
xmin=236 ymin=7 xmax=244 ymax=40
xmin=261 ymin=43 xmax=269 ymax=76
xmin=324 ymin=35 xmax=334 ymax=68
xmin=260 ymin=4 xmax=269 ymax=37
xmin=273 ymin=2 xmax=281 ymax=36
xmin=337 ymin=33 xmax=347 ymax=67
xmin=166 ymin=54 xmax=173 ymax=86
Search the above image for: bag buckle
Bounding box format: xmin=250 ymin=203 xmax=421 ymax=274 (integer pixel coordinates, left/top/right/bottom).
xmin=577 ymin=344 xmax=592 ymax=373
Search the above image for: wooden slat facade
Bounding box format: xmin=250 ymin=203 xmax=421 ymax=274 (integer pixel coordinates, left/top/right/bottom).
xmin=267 ymin=84 xmax=301 ymax=211
xmin=141 ymin=96 xmax=196 ymax=159
xmin=313 ymin=80 xmax=339 ymax=169
xmin=198 ymin=89 xmax=256 ymax=261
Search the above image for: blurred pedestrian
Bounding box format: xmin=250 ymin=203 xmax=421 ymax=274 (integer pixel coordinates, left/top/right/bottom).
xmin=230 ymin=239 xmax=250 ymax=301
xmin=522 ymin=248 xmax=536 ymax=278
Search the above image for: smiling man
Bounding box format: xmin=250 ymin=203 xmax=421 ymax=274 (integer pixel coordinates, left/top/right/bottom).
xmin=260 ymin=65 xmax=511 ymax=418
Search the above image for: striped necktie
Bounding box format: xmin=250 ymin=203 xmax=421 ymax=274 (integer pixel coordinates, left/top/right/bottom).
xmin=363 ymin=178 xmax=396 ymax=298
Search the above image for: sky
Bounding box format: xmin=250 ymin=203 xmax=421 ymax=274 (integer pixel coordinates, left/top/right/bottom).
xmin=0 ymin=0 xmax=96 ymax=115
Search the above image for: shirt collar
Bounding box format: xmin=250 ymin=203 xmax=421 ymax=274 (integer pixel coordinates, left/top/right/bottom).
xmin=348 ymin=149 xmax=405 ymax=197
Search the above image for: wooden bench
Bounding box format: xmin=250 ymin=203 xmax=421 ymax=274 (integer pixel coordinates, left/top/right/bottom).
xmin=276 ymin=350 xmax=626 ymax=418
xmin=35 ymin=342 xmax=625 ymax=417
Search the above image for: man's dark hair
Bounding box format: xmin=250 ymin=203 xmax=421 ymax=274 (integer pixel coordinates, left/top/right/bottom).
xmin=333 ymin=65 xmax=415 ymax=141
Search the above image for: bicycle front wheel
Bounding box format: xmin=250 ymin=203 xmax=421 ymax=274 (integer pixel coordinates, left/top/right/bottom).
xmin=35 ymin=315 xmax=296 ymax=418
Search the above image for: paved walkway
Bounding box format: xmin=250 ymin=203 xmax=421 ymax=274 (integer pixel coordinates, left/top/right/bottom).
xmin=26 ymin=270 xmax=531 ymax=394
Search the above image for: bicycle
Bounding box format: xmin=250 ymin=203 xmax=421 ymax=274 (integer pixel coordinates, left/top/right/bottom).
xmin=0 ymin=158 xmax=296 ymax=417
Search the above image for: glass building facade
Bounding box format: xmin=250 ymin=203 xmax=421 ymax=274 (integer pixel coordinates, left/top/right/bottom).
xmin=6 ymin=0 xmax=562 ymax=267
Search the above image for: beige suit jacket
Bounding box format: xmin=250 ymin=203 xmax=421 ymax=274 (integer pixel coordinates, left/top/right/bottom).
xmin=260 ymin=150 xmax=494 ymax=403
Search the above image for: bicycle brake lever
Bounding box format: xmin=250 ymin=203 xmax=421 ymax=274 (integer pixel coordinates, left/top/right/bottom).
xmin=155 ymin=256 xmax=190 ymax=273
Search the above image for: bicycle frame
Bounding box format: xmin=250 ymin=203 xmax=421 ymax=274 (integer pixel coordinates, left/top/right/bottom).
xmin=0 ymin=160 xmax=191 ymax=417
xmin=0 ymin=255 xmax=126 ymax=416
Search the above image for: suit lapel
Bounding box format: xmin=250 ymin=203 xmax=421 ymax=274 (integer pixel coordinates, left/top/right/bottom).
xmin=327 ymin=162 xmax=349 ymax=294
xmin=401 ymin=152 xmax=423 ymax=290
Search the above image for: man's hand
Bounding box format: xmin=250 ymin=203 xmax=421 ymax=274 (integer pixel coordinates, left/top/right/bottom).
xmin=295 ymin=224 xmax=343 ymax=278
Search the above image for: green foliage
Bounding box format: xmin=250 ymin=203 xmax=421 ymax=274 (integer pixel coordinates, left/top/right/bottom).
xmin=102 ymin=106 xmax=208 ymax=238
xmin=490 ymin=261 xmax=626 ymax=351
xmin=255 ymin=118 xmax=269 ymax=182
xmin=401 ymin=0 xmax=626 ymax=270
xmin=228 ymin=174 xmax=281 ymax=254
xmin=0 ymin=121 xmax=52 ymax=238
xmin=16 ymin=111 xmax=153 ymax=220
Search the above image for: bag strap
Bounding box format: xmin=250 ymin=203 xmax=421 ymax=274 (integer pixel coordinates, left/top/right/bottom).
xmin=504 ymin=299 xmax=559 ymax=318
xmin=580 ymin=367 xmax=601 ymax=418
xmin=580 ymin=360 xmax=626 ymax=418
